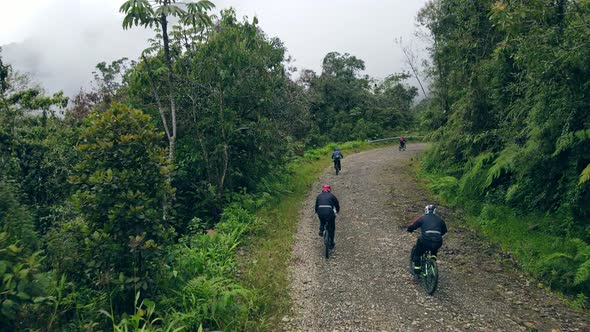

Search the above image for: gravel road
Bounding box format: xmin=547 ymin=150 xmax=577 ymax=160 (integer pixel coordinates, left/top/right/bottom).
xmin=285 ymin=144 xmax=589 ymax=331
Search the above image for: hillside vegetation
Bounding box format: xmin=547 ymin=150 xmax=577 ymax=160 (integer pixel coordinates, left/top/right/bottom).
xmin=416 ymin=0 xmax=590 ymax=303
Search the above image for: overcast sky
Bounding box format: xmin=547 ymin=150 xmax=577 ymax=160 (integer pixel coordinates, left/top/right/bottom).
xmin=0 ymin=0 xmax=430 ymax=97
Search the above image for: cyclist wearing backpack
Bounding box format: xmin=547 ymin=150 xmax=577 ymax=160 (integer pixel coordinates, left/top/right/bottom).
xmin=315 ymin=184 xmax=340 ymax=249
xmin=407 ymin=204 xmax=447 ymax=276
xmin=332 ymin=148 xmax=344 ymax=174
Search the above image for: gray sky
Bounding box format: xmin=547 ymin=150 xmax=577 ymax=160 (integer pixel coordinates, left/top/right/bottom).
xmin=0 ymin=0 xmax=430 ymax=97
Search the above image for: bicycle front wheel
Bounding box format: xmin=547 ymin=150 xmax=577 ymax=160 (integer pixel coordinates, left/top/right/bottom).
xmin=422 ymin=258 xmax=438 ymax=295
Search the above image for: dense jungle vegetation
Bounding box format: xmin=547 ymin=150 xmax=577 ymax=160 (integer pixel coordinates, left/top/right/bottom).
xmin=0 ymin=1 xmax=418 ymax=330
xmin=417 ymin=0 xmax=590 ymax=305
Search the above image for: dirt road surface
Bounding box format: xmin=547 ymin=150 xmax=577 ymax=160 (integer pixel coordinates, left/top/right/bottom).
xmin=285 ymin=144 xmax=589 ymax=331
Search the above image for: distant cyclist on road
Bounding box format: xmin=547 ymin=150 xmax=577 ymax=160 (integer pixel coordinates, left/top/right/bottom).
xmin=315 ymin=184 xmax=340 ymax=249
xmin=407 ymin=204 xmax=447 ymax=276
xmin=399 ymin=136 xmax=407 ymax=150
xmin=332 ymin=148 xmax=344 ymax=175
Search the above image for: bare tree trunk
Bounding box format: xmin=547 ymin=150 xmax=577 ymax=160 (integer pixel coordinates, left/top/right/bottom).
xmin=401 ymin=45 xmax=427 ymax=97
xmin=141 ymin=54 xmax=172 ymax=141
xmin=217 ymin=89 xmax=229 ymax=208
xmin=160 ymin=12 xmax=177 ymax=163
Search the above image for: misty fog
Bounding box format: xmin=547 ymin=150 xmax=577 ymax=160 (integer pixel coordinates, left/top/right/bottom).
xmin=1 ymin=0 xmax=429 ymax=97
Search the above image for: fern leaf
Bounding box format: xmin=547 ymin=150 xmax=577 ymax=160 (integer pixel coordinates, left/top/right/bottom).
xmin=459 ymin=152 xmax=494 ymax=196
xmin=571 ymin=238 xmax=590 ymax=260
xmin=484 ymin=145 xmax=518 ymax=188
xmin=574 ymin=258 xmax=590 ymax=285
xmin=543 ymin=252 xmax=573 ymax=262
xmin=428 ymin=176 xmax=458 ymax=192
xmin=554 ymin=128 xmax=590 ymax=156
xmin=579 ymin=163 xmax=590 ymax=185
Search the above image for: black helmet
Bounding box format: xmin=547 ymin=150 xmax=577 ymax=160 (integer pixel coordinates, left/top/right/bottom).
xmin=425 ymin=204 xmax=437 ymax=214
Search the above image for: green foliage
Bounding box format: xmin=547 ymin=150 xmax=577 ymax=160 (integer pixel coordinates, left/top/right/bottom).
xmin=536 ymin=238 xmax=590 ymax=293
xmin=484 ymin=145 xmax=518 ymax=189
xmin=554 ymin=129 xmax=590 ymax=156
xmin=426 ymin=174 xmax=459 ymax=206
xmin=418 ymin=0 xmax=590 ymax=220
xmin=68 ymin=104 xmax=173 ymax=306
xmin=0 ymin=51 xmax=76 ymax=236
xmin=459 ymin=152 xmax=494 ymax=198
xmin=170 ymin=276 xmax=253 ymax=330
xmin=0 ymin=232 xmax=47 ymax=327
xmin=155 ymin=196 xmax=257 ymax=330
xmin=124 ymin=9 xmax=310 ymax=223
xmin=420 ymin=168 xmax=590 ymax=302
xmin=0 ymin=180 xmax=51 ymax=329
xmin=580 ymin=164 xmax=590 ymax=185
xmin=102 ymin=292 xmax=184 ymax=332
xmin=417 ymin=0 xmax=590 ymax=285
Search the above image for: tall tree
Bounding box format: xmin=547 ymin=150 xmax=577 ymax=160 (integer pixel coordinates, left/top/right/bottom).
xmin=119 ymin=0 xmax=215 ymax=162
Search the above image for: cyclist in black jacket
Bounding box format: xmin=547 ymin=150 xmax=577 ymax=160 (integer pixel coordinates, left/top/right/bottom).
xmin=332 ymin=148 xmax=343 ymax=174
xmin=407 ymin=204 xmax=447 ymax=276
xmin=315 ymin=184 xmax=340 ymax=248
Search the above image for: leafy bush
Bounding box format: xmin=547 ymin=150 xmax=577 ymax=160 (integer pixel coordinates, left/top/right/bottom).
xmin=536 ymin=239 xmax=590 ymax=294
xmin=67 ymin=104 xmax=173 ymax=308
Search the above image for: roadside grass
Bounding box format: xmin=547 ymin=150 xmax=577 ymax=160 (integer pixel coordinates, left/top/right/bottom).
xmin=239 ymin=141 xmax=389 ymax=330
xmin=416 ymin=163 xmax=590 ymax=311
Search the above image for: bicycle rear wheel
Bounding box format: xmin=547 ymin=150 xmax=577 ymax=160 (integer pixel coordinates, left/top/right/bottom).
xmin=324 ymin=230 xmax=330 ymax=258
xmin=422 ymin=258 xmax=438 ymax=295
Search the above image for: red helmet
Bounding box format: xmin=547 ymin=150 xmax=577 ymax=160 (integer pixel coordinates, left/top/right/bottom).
xmin=322 ymin=184 xmax=331 ymax=192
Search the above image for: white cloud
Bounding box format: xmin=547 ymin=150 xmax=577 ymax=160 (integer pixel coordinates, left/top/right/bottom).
xmin=1 ymin=0 xmax=430 ymax=96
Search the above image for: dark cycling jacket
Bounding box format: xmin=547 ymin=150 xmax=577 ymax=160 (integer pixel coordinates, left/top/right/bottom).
xmin=315 ymin=192 xmax=340 ymax=217
xmin=332 ymin=151 xmax=343 ymax=160
xmin=407 ymin=213 xmax=447 ymax=241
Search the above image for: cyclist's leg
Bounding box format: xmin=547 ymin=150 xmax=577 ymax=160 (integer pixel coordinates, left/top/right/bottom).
xmin=318 ymin=215 xmax=327 ymax=236
xmin=429 ymin=239 xmax=443 ymax=259
xmin=412 ymin=238 xmax=425 ymax=272
xmin=327 ymin=215 xmax=336 ymax=247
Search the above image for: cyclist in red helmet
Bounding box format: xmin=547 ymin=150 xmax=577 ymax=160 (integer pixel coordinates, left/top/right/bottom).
xmin=399 ymin=136 xmax=407 ymax=150
xmin=315 ymin=184 xmax=340 ymax=248
xmin=407 ymin=204 xmax=447 ymax=276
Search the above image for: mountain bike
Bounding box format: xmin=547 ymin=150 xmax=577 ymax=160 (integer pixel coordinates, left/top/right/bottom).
xmin=334 ymin=159 xmax=341 ymax=175
xmin=409 ymin=247 xmax=439 ymax=295
xmin=399 ymin=141 xmax=406 ymax=151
